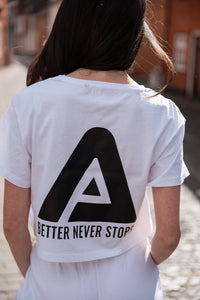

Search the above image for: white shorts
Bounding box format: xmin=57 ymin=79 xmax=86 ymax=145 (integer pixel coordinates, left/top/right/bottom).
xmin=15 ymin=242 xmax=163 ymax=300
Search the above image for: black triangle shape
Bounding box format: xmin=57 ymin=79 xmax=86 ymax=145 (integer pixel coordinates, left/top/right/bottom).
xmin=82 ymin=178 xmax=101 ymax=196
xmin=38 ymin=127 xmax=136 ymax=223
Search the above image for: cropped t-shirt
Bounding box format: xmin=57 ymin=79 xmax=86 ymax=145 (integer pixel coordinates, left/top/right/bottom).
xmin=0 ymin=75 xmax=189 ymax=263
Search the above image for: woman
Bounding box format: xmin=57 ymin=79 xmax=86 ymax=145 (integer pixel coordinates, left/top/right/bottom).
xmin=0 ymin=0 xmax=189 ymax=299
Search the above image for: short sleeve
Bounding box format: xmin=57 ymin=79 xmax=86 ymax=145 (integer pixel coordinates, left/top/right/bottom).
xmin=148 ymin=102 xmax=189 ymax=187
xmin=0 ymin=103 xmax=31 ymax=188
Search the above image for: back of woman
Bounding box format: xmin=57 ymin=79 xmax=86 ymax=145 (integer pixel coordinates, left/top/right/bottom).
xmin=0 ymin=1 xmax=189 ymax=299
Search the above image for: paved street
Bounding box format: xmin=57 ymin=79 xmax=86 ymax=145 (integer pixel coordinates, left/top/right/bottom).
xmin=0 ymin=62 xmax=26 ymax=300
xmin=148 ymin=186 xmax=200 ymax=300
xmin=164 ymin=90 xmax=200 ymax=199
xmin=0 ymin=62 xmax=200 ymax=299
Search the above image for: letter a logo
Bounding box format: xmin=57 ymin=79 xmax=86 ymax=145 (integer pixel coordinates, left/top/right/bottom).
xmin=38 ymin=128 xmax=136 ymax=223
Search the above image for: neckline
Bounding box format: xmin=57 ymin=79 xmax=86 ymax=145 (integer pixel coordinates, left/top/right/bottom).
xmin=58 ymin=75 xmax=144 ymax=90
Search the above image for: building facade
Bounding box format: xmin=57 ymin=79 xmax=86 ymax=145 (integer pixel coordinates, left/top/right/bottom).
xmin=0 ymin=0 xmax=9 ymax=67
xmin=134 ymin=0 xmax=200 ymax=98
xmin=7 ymin=0 xmax=61 ymax=58
xmin=168 ymin=0 xmax=200 ymax=97
xmin=133 ymin=0 xmax=168 ymax=89
xmin=6 ymin=0 xmax=200 ymax=98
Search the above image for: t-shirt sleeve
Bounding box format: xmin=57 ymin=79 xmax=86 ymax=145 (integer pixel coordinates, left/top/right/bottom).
xmin=0 ymin=103 xmax=31 ymax=188
xmin=147 ymin=101 xmax=189 ymax=187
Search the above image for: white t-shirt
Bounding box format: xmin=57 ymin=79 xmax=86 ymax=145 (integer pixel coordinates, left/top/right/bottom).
xmin=0 ymin=75 xmax=189 ymax=263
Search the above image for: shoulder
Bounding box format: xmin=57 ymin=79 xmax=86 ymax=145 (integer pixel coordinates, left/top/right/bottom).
xmin=11 ymin=76 xmax=62 ymax=110
xmin=138 ymin=87 xmax=185 ymax=125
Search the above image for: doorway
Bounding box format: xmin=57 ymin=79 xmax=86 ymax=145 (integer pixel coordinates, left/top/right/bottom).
xmin=187 ymin=32 xmax=200 ymax=98
xmin=193 ymin=37 xmax=200 ymax=98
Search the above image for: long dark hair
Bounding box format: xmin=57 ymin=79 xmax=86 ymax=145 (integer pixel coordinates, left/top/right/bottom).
xmin=27 ymin=0 xmax=174 ymax=91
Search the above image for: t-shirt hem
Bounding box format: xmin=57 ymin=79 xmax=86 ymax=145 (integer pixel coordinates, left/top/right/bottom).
xmin=36 ymin=238 xmax=146 ymax=263
xmin=147 ymin=172 xmax=190 ymax=187
xmin=0 ymin=166 xmax=31 ymax=188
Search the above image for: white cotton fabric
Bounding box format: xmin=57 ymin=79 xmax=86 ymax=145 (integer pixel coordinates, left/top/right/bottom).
xmin=15 ymin=242 xmax=163 ymax=300
xmin=0 ymin=75 xmax=189 ymax=300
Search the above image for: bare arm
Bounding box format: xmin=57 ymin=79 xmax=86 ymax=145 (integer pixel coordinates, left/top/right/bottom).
xmin=3 ymin=180 xmax=32 ymax=277
xmin=151 ymin=186 xmax=181 ymax=265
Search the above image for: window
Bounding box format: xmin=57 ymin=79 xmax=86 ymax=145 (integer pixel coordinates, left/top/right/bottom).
xmin=173 ymin=32 xmax=188 ymax=73
xmin=0 ymin=23 xmax=2 ymax=59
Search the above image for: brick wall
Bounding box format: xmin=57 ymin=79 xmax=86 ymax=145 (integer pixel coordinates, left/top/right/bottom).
xmin=133 ymin=0 xmax=168 ymax=88
xmin=168 ymin=0 xmax=200 ymax=96
xmin=0 ymin=0 xmax=9 ymax=67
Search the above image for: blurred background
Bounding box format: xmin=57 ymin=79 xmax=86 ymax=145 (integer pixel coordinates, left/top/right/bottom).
xmin=0 ymin=0 xmax=200 ymax=194
xmin=0 ymin=0 xmax=200 ymax=299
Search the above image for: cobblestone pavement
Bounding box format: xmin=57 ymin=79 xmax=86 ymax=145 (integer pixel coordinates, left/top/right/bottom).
xmin=148 ymin=186 xmax=200 ymax=300
xmin=164 ymin=90 xmax=200 ymax=199
xmin=0 ymin=62 xmax=26 ymax=300
xmin=0 ymin=63 xmax=200 ymax=299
